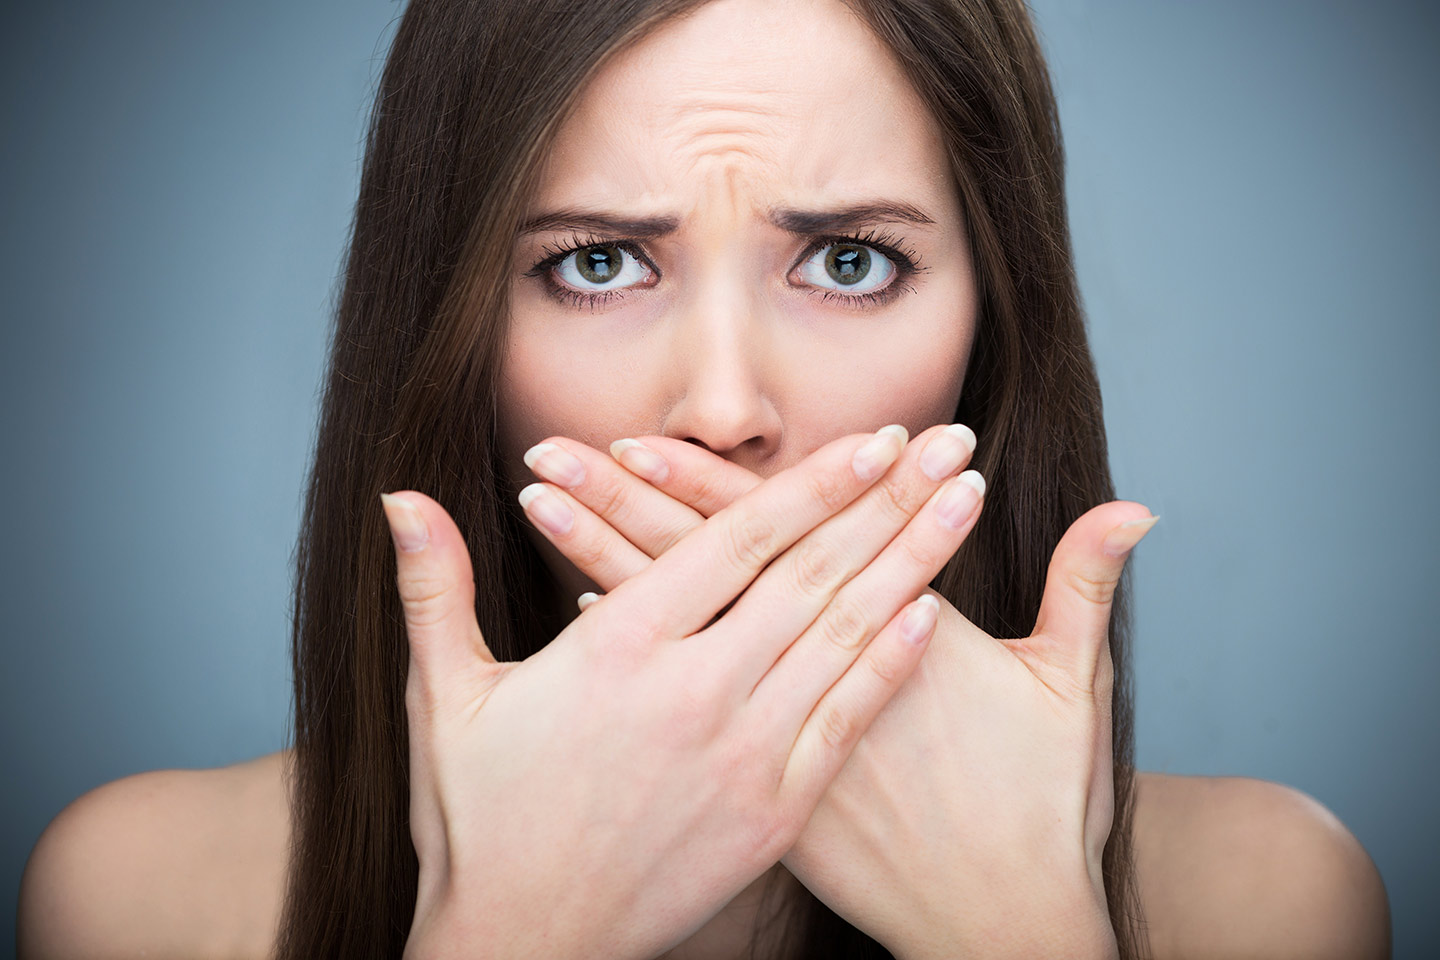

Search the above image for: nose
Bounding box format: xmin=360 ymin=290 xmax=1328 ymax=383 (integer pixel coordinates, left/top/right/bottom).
xmin=659 ymin=285 xmax=781 ymax=464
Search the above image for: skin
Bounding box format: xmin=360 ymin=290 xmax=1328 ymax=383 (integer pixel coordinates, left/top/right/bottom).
xmin=517 ymin=430 xmax=1133 ymax=958
xmin=391 ymin=432 xmax=977 ymax=959
xmin=496 ymin=0 xmax=975 ymax=609
xmin=14 ymin=0 xmax=1392 ymax=957
xmin=494 ymin=0 xmax=1113 ymax=954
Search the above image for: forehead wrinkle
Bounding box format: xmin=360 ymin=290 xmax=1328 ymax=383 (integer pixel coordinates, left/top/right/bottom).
xmin=663 ymin=126 xmax=786 ymax=196
xmin=672 ymin=139 xmax=783 ymax=188
xmin=661 ymin=102 xmax=785 ymax=144
xmin=536 ymin=0 xmax=956 ymax=235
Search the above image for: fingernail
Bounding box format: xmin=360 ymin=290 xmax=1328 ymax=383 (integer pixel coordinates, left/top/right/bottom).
xmin=852 ymin=424 xmax=908 ymax=480
xmin=936 ymin=470 xmax=985 ymax=529
xmin=610 ymin=438 xmax=669 ymax=483
xmin=919 ymin=423 xmax=977 ymax=481
xmin=576 ymin=591 xmax=600 ymax=612
xmin=380 ymin=492 xmax=429 ymax=552
xmin=901 ymin=594 xmax=940 ymax=644
xmin=1102 ymin=515 xmax=1159 ymax=558
xmin=518 ymin=483 xmax=574 ymax=536
xmin=523 ymin=442 xmax=585 ymax=488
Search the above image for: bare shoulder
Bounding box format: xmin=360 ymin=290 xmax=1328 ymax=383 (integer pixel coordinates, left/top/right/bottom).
xmin=1132 ymin=771 xmax=1391 ymax=960
xmin=18 ymin=749 xmax=293 ymax=960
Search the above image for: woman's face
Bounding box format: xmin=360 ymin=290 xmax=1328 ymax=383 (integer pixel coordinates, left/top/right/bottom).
xmin=499 ymin=0 xmax=977 ymax=589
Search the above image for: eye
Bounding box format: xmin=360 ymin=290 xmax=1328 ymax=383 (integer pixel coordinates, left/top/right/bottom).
xmin=794 ymin=242 xmax=898 ymax=296
xmin=552 ymin=243 xmax=656 ymax=293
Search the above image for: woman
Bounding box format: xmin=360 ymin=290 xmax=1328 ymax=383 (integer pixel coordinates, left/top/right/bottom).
xmin=18 ymin=0 xmax=1390 ymax=957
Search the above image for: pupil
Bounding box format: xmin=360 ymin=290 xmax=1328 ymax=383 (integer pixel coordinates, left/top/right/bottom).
xmin=578 ymin=244 xmax=622 ymax=284
xmin=825 ymin=245 xmax=870 ymax=285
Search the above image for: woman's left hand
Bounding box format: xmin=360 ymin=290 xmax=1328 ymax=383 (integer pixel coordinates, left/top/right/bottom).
xmin=517 ymin=432 xmax=1155 ymax=960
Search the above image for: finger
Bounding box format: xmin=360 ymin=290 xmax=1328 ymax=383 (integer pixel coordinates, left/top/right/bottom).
xmin=710 ymin=423 xmax=975 ymax=683
xmin=752 ymin=468 xmax=985 ymax=725
xmin=517 ymin=481 xmax=653 ymax=592
xmin=609 ymin=426 xmax=908 ymax=639
xmin=380 ymin=491 xmax=499 ymax=702
xmin=522 ymin=438 xmax=705 ymax=560
xmin=611 ymin=435 xmax=764 ymax=517
xmin=1027 ymin=501 xmax=1158 ymax=685
xmin=778 ymin=594 xmax=938 ymax=806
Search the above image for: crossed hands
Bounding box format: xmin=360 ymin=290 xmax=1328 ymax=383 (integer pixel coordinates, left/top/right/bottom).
xmin=382 ymin=425 xmax=1155 ymax=960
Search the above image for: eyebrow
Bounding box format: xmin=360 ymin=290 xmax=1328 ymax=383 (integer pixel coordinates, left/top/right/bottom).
xmin=516 ymin=200 xmax=937 ymax=239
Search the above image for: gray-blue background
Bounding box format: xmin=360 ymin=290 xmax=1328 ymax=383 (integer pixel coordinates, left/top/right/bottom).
xmin=2 ymin=1 xmax=1435 ymax=955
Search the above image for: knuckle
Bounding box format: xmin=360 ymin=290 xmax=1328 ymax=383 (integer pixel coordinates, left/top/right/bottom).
xmin=815 ymin=594 xmax=872 ymax=655
xmin=395 ymin=571 xmax=464 ymax=629
xmin=788 ymin=536 xmax=843 ymax=596
xmin=805 ymin=466 xmax=853 ymax=514
xmin=656 ymin=515 xmax=702 ymax=553
xmin=870 ymin=474 xmax=916 ymax=526
xmin=817 ymin=701 xmax=856 ymax=753
xmin=893 ymin=530 xmax=941 ymax=572
xmin=568 ymin=528 xmax=614 ymax=572
xmin=1065 ymin=567 xmax=1119 ymax=607
xmin=588 ymin=475 xmax=632 ymax=519
xmin=865 ymin=643 xmax=906 ymax=687
xmin=687 ymin=470 xmax=726 ymax=512
xmin=724 ymin=511 xmax=781 ymax=570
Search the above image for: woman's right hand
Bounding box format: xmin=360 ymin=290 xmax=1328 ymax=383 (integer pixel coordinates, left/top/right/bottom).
xmin=385 ymin=427 xmax=965 ymax=960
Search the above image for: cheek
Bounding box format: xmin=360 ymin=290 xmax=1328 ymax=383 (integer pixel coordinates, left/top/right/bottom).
xmin=789 ymin=303 xmax=974 ymax=437
xmin=887 ymin=277 xmax=976 ymax=426
xmin=497 ymin=323 xmax=664 ymax=470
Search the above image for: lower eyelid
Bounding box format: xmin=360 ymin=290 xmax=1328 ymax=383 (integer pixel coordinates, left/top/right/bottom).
xmin=534 ymin=240 xmax=916 ymax=308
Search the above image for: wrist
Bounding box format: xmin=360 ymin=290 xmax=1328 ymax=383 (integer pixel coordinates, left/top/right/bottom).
xmin=889 ymin=887 xmax=1117 ymax=960
xmin=406 ymin=880 xmax=589 ymax=960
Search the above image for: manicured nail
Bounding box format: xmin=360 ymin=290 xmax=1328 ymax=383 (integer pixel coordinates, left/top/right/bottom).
xmin=1102 ymin=515 xmax=1159 ymax=558
xmin=936 ymin=470 xmax=985 ymax=529
xmin=518 ymin=483 xmax=574 ymax=536
xmin=380 ymin=492 xmax=429 ymax=552
xmin=523 ymin=442 xmax=585 ymax=488
xmin=919 ymin=423 xmax=977 ymax=481
xmin=852 ymin=424 xmax=908 ymax=480
xmin=610 ymin=438 xmax=669 ymax=483
xmin=577 ymin=591 xmax=600 ymax=612
xmin=901 ymin=594 xmax=940 ymax=644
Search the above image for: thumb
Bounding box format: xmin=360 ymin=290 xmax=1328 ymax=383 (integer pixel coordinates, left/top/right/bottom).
xmin=380 ymin=491 xmax=497 ymax=703
xmin=1027 ymin=501 xmax=1158 ymax=685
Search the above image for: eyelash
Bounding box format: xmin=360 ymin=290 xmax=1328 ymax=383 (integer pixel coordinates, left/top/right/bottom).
xmin=522 ymin=228 xmax=925 ymax=311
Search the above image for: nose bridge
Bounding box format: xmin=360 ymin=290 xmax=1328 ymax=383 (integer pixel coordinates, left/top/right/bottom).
xmin=661 ymin=256 xmax=779 ymax=454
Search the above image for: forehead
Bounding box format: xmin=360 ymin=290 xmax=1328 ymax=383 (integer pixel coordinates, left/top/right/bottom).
xmin=532 ymin=0 xmax=952 ymax=214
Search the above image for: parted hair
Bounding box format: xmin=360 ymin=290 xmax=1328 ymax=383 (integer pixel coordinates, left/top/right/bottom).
xmin=275 ymin=0 xmax=1147 ymax=957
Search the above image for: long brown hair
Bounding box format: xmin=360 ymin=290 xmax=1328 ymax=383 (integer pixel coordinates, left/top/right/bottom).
xmin=275 ymin=1 xmax=1147 ymax=957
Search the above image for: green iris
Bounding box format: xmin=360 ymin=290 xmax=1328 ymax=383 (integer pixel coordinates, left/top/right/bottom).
xmin=576 ymin=244 xmax=624 ymax=284
xmin=824 ymin=244 xmax=871 ymax=285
